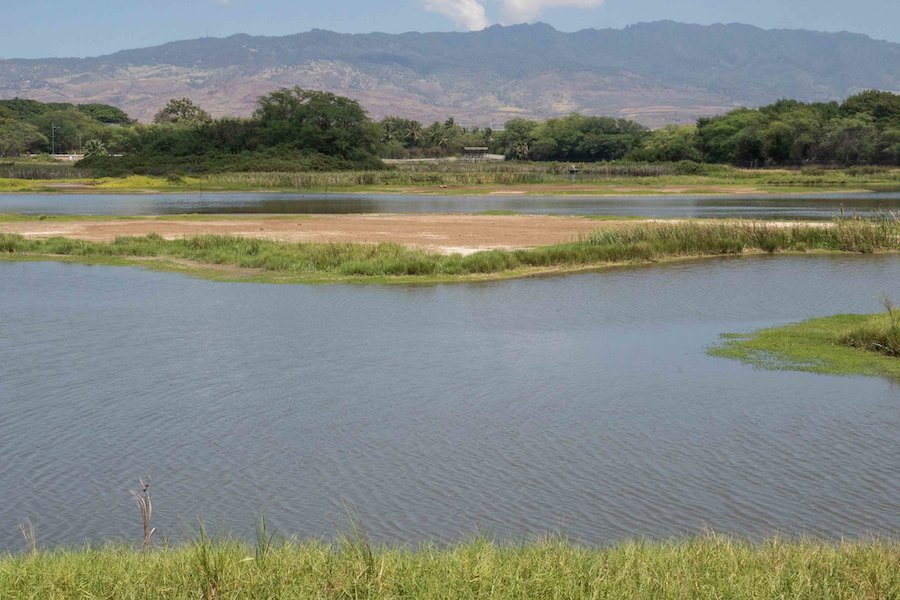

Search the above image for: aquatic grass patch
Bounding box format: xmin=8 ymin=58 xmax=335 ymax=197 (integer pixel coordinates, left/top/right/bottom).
xmin=1 ymin=218 xmax=898 ymax=284
xmin=0 ymin=535 xmax=897 ymax=599
xmin=711 ymin=313 xmax=900 ymax=380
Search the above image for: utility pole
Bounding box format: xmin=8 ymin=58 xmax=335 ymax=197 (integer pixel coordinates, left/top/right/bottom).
xmin=51 ymin=123 xmax=58 ymax=156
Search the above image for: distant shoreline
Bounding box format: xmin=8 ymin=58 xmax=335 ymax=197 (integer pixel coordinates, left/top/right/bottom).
xmin=0 ymin=178 xmax=889 ymax=197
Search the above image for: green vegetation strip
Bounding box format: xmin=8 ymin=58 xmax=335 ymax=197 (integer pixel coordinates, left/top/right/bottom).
xmin=2 ymin=162 xmax=899 ymax=194
xmin=2 ymin=156 xmax=900 ymax=195
xmin=711 ymin=313 xmax=900 ymax=380
xmin=1 ymin=219 xmax=898 ymax=284
xmin=197 ymin=162 xmax=900 ymax=191
xmin=1 ymin=536 xmax=897 ymax=599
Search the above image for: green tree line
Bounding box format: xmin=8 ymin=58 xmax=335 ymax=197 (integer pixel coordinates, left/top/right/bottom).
xmin=383 ymin=90 xmax=900 ymax=166
xmin=1 ymin=89 xmax=899 ymax=172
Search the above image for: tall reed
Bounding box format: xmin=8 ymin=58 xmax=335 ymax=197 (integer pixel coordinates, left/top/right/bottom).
xmin=129 ymin=479 xmax=157 ymax=550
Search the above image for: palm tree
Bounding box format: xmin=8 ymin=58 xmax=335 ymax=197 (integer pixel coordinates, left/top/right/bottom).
xmin=408 ymin=122 xmax=424 ymax=147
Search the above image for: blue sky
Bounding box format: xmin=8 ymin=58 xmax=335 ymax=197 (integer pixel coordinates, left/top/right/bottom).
xmin=3 ymin=0 xmax=899 ymax=59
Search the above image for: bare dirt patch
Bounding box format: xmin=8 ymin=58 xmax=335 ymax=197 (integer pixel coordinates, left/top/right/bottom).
xmin=0 ymin=214 xmax=626 ymax=255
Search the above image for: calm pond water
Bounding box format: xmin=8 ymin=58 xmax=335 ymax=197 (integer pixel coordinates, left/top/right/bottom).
xmin=1 ymin=256 xmax=899 ymax=550
xmin=1 ymin=191 xmax=900 ymax=219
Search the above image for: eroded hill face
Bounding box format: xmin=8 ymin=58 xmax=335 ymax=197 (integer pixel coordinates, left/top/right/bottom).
xmin=2 ymin=21 xmax=899 ymax=127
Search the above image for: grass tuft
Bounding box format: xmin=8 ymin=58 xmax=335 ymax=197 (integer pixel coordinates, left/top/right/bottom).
xmin=841 ymin=296 xmax=900 ymax=357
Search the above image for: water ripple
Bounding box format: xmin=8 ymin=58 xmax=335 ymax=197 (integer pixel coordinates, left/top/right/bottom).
xmin=1 ymin=255 xmax=899 ymax=549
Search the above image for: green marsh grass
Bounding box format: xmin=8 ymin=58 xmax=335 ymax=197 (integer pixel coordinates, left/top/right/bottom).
xmin=712 ymin=312 xmax=900 ymax=380
xmin=1 ymin=535 xmax=897 ymax=599
xmin=1 ymin=217 xmax=898 ymax=283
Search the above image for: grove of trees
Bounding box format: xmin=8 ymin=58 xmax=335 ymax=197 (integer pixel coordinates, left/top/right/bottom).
xmin=81 ymin=89 xmax=386 ymax=175
xmin=0 ymin=98 xmax=134 ymax=157
xmin=490 ymin=115 xmax=647 ymax=162
xmin=689 ymin=91 xmax=900 ymax=166
xmin=379 ymin=116 xmax=493 ymax=159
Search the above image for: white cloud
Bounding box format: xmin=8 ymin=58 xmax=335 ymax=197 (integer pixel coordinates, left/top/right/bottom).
xmin=421 ymin=0 xmax=490 ymax=30
xmin=499 ymin=0 xmax=606 ymax=23
xmin=420 ymin=0 xmax=606 ymax=30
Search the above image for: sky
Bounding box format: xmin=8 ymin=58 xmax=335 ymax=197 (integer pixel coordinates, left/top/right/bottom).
xmin=3 ymin=0 xmax=900 ymax=59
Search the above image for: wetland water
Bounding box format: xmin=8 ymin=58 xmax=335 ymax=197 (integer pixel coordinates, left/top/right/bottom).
xmin=1 ymin=255 xmax=899 ymax=550
xmin=2 ymin=191 xmax=900 ymax=219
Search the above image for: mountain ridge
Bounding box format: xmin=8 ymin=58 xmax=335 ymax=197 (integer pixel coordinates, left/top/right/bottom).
xmin=2 ymin=21 xmax=898 ymax=127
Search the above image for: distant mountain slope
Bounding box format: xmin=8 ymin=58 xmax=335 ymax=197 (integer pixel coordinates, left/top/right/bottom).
xmin=2 ymin=21 xmax=899 ymax=127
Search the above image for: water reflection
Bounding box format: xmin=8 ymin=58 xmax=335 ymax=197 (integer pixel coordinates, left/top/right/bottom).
xmin=1 ymin=191 xmax=899 ymax=219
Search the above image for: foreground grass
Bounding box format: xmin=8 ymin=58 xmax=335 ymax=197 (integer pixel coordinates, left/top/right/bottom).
xmin=711 ymin=313 xmax=900 ymax=380
xmin=1 ymin=218 xmax=898 ymax=284
xmin=1 ymin=536 xmax=897 ymax=599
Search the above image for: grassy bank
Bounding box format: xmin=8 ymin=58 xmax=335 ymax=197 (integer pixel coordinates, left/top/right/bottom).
xmin=1 ymin=218 xmax=898 ymax=284
xmin=1 ymin=536 xmax=897 ymax=599
xmin=1 ymin=161 xmax=899 ymax=194
xmin=711 ymin=311 xmax=900 ymax=380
